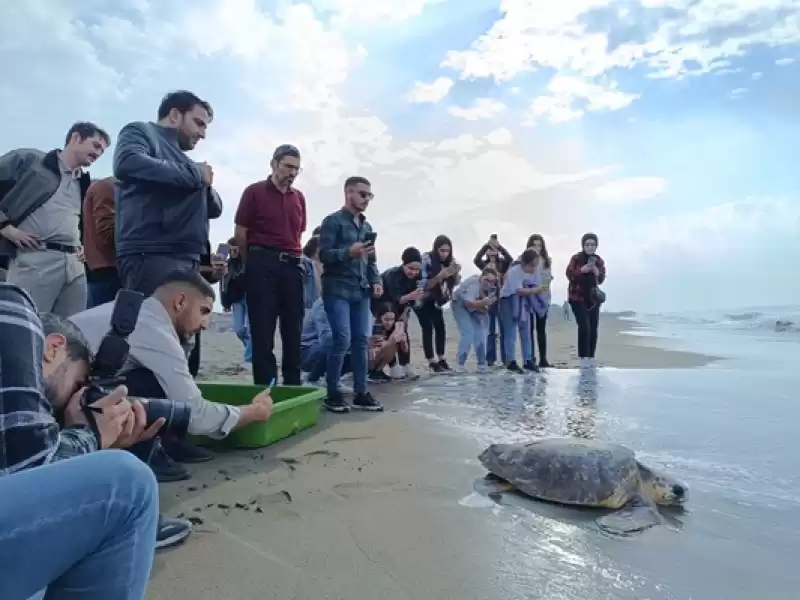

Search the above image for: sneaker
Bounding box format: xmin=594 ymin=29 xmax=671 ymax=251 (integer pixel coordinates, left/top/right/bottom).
xmin=324 ymin=391 xmax=350 ymax=413
xmin=161 ymin=437 xmax=215 ymax=464
xmin=403 ymin=364 xmax=418 ymax=380
xmin=588 ymin=358 xmax=598 ymax=368
xmin=389 ymin=364 xmax=405 ymax=379
xmin=579 ymin=358 xmax=590 ymax=369
xmin=454 ymin=364 xmax=467 ymax=373
xmin=429 ymin=361 xmax=445 ymax=373
xmin=506 ymin=361 xmax=525 ymax=374
xmin=523 ymin=361 xmax=540 ymax=373
xmin=156 ymin=515 xmax=192 ymax=550
xmin=437 ymin=359 xmax=452 ymax=371
xmin=539 ymin=359 xmax=553 ymax=368
xmin=477 ymin=364 xmax=490 ymax=374
xmin=368 ymin=370 xmax=392 ymax=384
xmin=149 ymin=441 xmax=191 ymax=483
xmin=352 ymin=392 xmax=384 ymax=412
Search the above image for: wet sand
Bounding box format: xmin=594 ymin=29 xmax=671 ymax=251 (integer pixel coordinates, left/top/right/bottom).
xmin=145 ymin=314 xmax=722 ymax=599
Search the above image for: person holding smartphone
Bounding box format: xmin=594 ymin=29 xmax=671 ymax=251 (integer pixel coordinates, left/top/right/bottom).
xmin=565 ymin=232 xmax=606 ymax=368
xmin=450 ymin=266 xmax=499 ymax=372
xmin=473 ymin=234 xmax=514 ymax=366
xmin=526 ymin=234 xmax=554 ymax=368
xmin=317 ymin=176 xmax=383 ymax=413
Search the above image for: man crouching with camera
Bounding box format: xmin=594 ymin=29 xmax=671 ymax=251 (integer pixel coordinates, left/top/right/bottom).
xmin=68 ymin=270 xmax=274 ymax=540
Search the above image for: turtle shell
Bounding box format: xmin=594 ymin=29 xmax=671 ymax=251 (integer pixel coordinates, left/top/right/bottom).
xmin=478 ymin=437 xmax=641 ymax=509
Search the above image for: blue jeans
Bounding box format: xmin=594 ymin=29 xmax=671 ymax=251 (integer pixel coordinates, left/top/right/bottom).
xmin=0 ymin=450 xmax=158 ymax=600
xmin=87 ymin=274 xmax=121 ymax=309
xmin=301 ymin=335 xmax=352 ymax=383
xmin=499 ymin=296 xmax=533 ymax=364
xmin=451 ymin=301 xmax=488 ymax=367
xmin=485 ymin=301 xmax=506 ymax=365
xmin=323 ymin=294 xmax=370 ymax=396
xmin=231 ymin=300 xmax=253 ymax=363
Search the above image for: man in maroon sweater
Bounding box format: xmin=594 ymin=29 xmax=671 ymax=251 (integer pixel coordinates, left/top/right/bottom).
xmin=82 ymin=176 xmax=121 ymax=308
xmin=234 ymin=145 xmax=307 ymax=386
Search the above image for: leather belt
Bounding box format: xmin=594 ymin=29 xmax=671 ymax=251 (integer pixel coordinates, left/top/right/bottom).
xmin=248 ymin=245 xmax=302 ymax=262
xmin=40 ymin=242 xmax=80 ymax=254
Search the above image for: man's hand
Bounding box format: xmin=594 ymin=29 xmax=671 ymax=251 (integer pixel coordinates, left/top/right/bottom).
xmin=200 ymin=162 xmax=214 ymax=186
xmin=211 ymin=258 xmax=227 ymax=277
xmin=249 ymin=389 xmax=274 ymax=422
xmin=64 ymin=385 xmax=135 ymax=449
xmin=112 ymin=401 xmax=165 ymax=449
xmin=0 ymin=225 xmax=40 ymax=249
xmin=348 ymin=242 xmax=374 ymax=259
xmin=372 ymin=283 xmax=383 ymax=298
xmin=75 ymin=246 xmax=85 ymax=263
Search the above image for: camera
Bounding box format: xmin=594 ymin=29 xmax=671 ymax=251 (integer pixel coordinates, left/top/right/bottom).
xmin=81 ymin=289 xmax=192 ymax=438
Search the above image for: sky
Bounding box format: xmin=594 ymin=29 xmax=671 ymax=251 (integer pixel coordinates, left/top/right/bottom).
xmin=1 ymin=0 xmax=799 ymax=312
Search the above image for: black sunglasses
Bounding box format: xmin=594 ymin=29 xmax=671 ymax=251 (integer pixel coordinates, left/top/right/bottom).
xmin=358 ymin=191 xmax=374 ymax=200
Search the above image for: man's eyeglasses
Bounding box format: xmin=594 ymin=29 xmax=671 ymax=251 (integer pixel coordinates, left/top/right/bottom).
xmin=358 ymin=191 xmax=374 ymax=200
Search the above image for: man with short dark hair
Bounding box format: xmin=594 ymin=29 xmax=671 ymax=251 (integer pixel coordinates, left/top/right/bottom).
xmin=0 ymin=122 xmax=110 ymax=317
xmin=317 ymin=176 xmax=384 ymax=412
xmin=68 ymin=269 xmax=274 ymax=479
xmin=234 ymin=144 xmax=307 ymax=386
xmin=114 ymin=90 xmax=222 ymax=296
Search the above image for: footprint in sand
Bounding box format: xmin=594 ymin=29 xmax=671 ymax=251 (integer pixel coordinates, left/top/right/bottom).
xmin=279 ymin=449 xmax=341 ymax=472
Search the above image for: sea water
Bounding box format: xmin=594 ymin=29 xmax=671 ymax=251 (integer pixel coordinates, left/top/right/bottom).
xmin=405 ymin=314 xmax=800 ymax=600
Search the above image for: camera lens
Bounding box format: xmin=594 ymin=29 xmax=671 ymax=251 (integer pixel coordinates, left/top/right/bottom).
xmin=139 ymin=399 xmax=192 ymax=438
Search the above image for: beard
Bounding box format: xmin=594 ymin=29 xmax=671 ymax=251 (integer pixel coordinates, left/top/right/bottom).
xmin=43 ymin=362 xmax=70 ymax=411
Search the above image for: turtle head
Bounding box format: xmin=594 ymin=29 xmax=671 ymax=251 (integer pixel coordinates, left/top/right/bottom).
xmin=637 ymin=461 xmax=689 ymax=506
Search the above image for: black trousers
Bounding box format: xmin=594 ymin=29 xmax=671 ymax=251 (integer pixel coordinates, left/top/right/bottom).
xmin=570 ymin=301 xmax=600 ymax=358
xmin=246 ymin=247 xmax=304 ymax=385
xmin=415 ymin=302 xmax=446 ymax=360
xmin=529 ymin=311 xmax=548 ymax=362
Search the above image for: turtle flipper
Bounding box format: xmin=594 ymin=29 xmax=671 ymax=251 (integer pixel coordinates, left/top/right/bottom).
xmin=596 ymin=501 xmax=661 ymax=536
xmin=474 ymin=473 xmax=516 ymax=496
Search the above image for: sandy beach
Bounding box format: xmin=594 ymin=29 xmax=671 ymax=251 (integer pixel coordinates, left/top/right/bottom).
xmin=143 ymin=313 xmax=722 ymax=600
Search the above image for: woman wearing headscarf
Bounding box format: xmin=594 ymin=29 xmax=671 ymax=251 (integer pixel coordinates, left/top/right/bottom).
xmin=565 ymin=232 xmax=607 ymax=368
xmin=416 ymin=235 xmax=461 ymax=372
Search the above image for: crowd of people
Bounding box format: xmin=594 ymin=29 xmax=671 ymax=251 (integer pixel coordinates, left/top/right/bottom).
xmin=0 ymin=89 xmax=607 ymax=599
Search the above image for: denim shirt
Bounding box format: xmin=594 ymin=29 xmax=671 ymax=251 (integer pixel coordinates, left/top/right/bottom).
xmin=301 ymin=256 xmax=320 ymax=309
xmin=318 ymin=208 xmax=380 ymax=301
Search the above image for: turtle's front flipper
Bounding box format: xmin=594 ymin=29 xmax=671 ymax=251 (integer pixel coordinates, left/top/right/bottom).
xmin=596 ymin=499 xmax=661 ymax=536
xmin=474 ymin=473 xmax=516 ymax=496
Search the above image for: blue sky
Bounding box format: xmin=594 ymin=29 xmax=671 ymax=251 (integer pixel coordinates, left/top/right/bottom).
xmin=1 ymin=0 xmax=799 ymax=312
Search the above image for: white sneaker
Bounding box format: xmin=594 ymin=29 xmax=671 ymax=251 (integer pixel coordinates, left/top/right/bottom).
xmin=476 ymin=364 xmax=490 ymax=374
xmin=579 ymin=358 xmax=590 ymax=369
xmin=389 ymin=364 xmax=405 ymax=379
xmin=403 ymin=365 xmax=416 ymax=378
xmin=454 ymin=364 xmax=467 ymax=373
xmin=588 ymin=358 xmax=598 ymax=368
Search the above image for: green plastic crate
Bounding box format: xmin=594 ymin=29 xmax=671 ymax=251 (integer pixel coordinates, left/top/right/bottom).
xmin=191 ymin=383 xmax=325 ymax=449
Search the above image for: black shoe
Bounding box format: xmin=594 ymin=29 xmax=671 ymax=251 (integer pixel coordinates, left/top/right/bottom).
xmin=324 ymin=391 xmax=350 ymax=413
xmin=156 ymin=515 xmax=192 ymax=550
xmin=352 ymin=392 xmax=384 ymax=412
xmin=150 ymin=441 xmax=191 ymax=483
xmin=539 ymin=359 xmax=553 ymax=368
xmin=437 ymin=359 xmax=452 ymax=371
xmin=368 ymin=370 xmax=392 ymax=383
xmin=161 ymin=437 xmax=215 ymax=464
xmin=506 ymin=361 xmax=524 ymax=374
xmin=429 ymin=361 xmax=445 ymax=373
xmin=523 ymin=360 xmax=540 ymax=372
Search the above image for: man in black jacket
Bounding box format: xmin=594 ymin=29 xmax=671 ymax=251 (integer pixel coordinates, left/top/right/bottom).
xmin=114 ymin=90 xmax=222 ymax=296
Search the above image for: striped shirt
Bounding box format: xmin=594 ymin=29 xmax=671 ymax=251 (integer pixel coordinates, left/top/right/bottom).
xmin=0 ymin=284 xmax=98 ymax=476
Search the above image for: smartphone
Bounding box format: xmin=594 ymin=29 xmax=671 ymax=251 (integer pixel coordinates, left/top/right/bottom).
xmin=215 ymin=242 xmax=230 ymax=261
xmin=372 ymin=322 xmax=383 ymax=336
xmin=587 ymin=256 xmax=597 ymax=266
xmin=490 ymin=233 xmax=498 ymax=240
xmin=364 ymin=232 xmax=378 ymax=246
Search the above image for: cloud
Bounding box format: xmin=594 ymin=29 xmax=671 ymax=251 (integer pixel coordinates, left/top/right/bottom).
xmin=447 ymin=98 xmax=507 ymax=120
xmin=440 ymin=0 xmax=800 ymax=119
xmin=775 ymin=57 xmax=796 ymax=65
xmin=405 ymin=77 xmax=454 ymax=103
xmin=525 ymin=75 xmax=639 ymax=123
xmin=593 ymin=177 xmax=666 ymax=203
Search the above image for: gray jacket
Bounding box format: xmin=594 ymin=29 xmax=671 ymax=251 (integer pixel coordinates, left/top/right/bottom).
xmin=0 ymin=148 xmax=92 ymax=257
xmin=113 ymin=122 xmax=222 ymax=259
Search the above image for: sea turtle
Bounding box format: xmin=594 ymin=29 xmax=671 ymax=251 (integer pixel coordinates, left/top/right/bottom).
xmin=477 ymin=437 xmax=689 ymax=535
